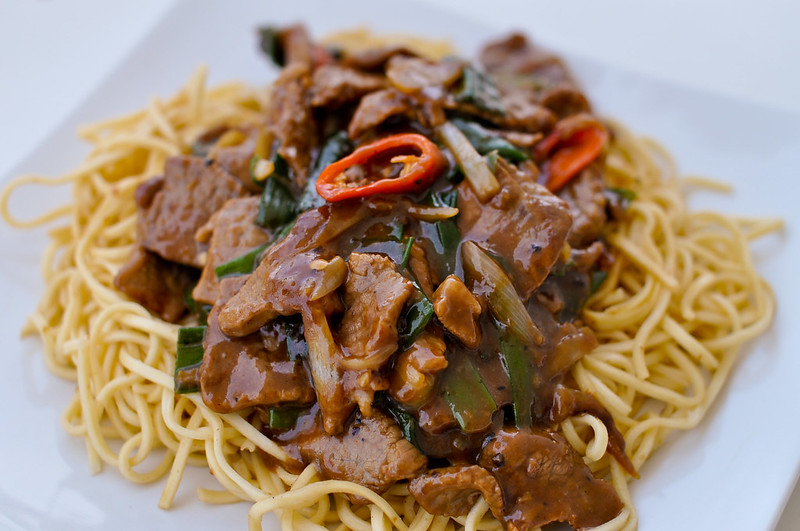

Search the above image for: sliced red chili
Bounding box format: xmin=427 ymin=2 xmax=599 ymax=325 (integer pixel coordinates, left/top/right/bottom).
xmin=536 ymin=121 xmax=608 ymax=193
xmin=316 ymin=133 xmax=447 ymax=202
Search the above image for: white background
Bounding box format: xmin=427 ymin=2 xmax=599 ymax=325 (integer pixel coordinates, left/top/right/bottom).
xmin=1 ymin=1 xmax=798 ymax=529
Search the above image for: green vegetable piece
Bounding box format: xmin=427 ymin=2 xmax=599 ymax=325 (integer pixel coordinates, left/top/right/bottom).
xmin=400 ymin=237 xmax=415 ymax=270
xmin=283 ymin=317 xmax=308 ymax=361
xmin=607 ymin=187 xmax=637 ymax=202
xmin=298 ymin=131 xmax=353 ymax=212
xmin=214 ymin=244 xmax=268 ymax=280
xmin=258 ymin=26 xmax=284 ymax=66
xmin=428 ymin=189 xmax=461 ymax=277
xmin=256 ymin=175 xmax=297 ymax=230
xmin=453 ymin=66 xmax=506 ymax=116
xmin=399 ymin=289 xmax=434 ymax=348
xmin=174 ymin=326 xmax=206 ymax=394
xmin=441 ymin=356 xmax=497 ymax=433
xmin=590 ymin=270 xmax=609 ymax=294
xmin=373 ymin=392 xmax=420 ymax=449
xmin=267 ymin=407 xmax=303 ymax=429
xmin=389 ymin=221 xmax=406 ymax=241
xmin=184 ymin=288 xmax=212 ymax=326
xmin=499 ymin=332 xmax=535 ymax=428
xmin=451 ymin=119 xmax=529 ymax=162
xmin=250 ymin=151 xmax=290 ymax=189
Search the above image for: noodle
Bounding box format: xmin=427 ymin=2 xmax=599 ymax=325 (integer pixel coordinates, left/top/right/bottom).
xmin=1 ymin=52 xmax=777 ymax=531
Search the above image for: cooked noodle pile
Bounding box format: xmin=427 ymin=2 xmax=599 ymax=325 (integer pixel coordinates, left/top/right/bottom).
xmin=1 ymin=63 xmax=778 ymax=531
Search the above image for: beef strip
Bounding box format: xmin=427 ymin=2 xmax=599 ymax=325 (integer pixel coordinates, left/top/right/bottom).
xmin=199 ymin=293 xmax=315 ymax=413
xmin=114 ymin=246 xmax=197 ymax=323
xmin=479 ymin=33 xmax=577 ymax=90
xmin=479 ymin=33 xmax=590 ymax=123
xmin=348 ymin=88 xmax=424 ymax=139
xmin=192 ymin=197 xmax=271 ymax=305
xmin=292 ymin=409 xmax=427 ymax=493
xmin=389 ymin=329 xmax=447 ymax=408
xmin=385 ymin=55 xmax=463 ymax=92
xmin=136 ymin=156 xmax=249 ymax=268
xmin=310 ymin=64 xmax=386 ymax=108
xmin=217 ymin=201 xmax=369 ymax=337
xmin=432 ymin=275 xmax=482 ymax=349
xmin=338 ymin=253 xmax=414 ymax=415
xmin=478 ymin=428 xmax=623 ymax=531
xmin=409 ymin=465 xmax=504 ymax=519
xmin=559 ymin=162 xmax=608 ymax=248
xmin=265 ymin=62 xmax=318 ymax=189
xmin=209 ymin=125 xmax=264 ymax=192
xmin=278 ymin=24 xmax=314 ymax=68
xmin=457 ymin=158 xmax=572 ymax=299
xmin=342 ymin=45 xmax=417 ymax=71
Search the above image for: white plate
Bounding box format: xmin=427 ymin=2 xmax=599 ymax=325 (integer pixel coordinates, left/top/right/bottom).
xmin=1 ymin=1 xmax=799 ymax=530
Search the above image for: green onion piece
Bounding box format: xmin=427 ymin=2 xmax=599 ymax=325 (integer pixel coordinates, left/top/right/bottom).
xmin=256 ymin=175 xmax=297 ymax=230
xmin=437 ymin=121 xmax=500 ymax=202
xmin=607 ymin=187 xmax=637 ymax=202
xmin=374 ymin=392 xmax=420 ymax=448
xmin=283 ymin=317 xmax=308 ymax=361
xmin=590 ymin=270 xmax=609 ymax=294
xmin=250 ymin=151 xmax=289 ymax=189
xmin=400 ymin=237 xmax=415 ymax=270
xmin=214 ymin=244 xmax=268 ymax=280
xmin=441 ymin=355 xmax=497 ymax=433
xmin=451 ymin=118 xmax=529 ymax=162
xmin=257 ymin=26 xmax=284 ymax=66
xmin=499 ymin=332 xmax=535 ymax=428
xmin=298 ymin=131 xmax=354 ymax=212
xmin=267 ymin=407 xmax=304 ymax=429
xmin=389 ymin=221 xmax=406 ymax=241
xmin=427 ymin=189 xmax=461 ymax=278
xmin=485 ymin=150 xmax=499 ymax=172
xmin=399 ymin=288 xmax=434 ymax=349
xmin=453 ymin=66 xmax=506 ymax=116
xmin=462 ymin=241 xmax=543 ymax=346
xmin=184 ymin=288 xmax=212 ymax=326
xmin=175 ymin=326 xmax=206 ymax=394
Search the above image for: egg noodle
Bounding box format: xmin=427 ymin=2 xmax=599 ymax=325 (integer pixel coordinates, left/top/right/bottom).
xmin=0 ymin=44 xmax=778 ymax=531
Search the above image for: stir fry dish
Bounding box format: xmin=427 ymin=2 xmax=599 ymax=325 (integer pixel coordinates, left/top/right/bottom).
xmin=113 ymin=26 xmax=635 ymax=529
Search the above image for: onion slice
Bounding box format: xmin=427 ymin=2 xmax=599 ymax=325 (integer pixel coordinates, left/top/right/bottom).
xmin=461 ymin=241 xmax=544 ymax=347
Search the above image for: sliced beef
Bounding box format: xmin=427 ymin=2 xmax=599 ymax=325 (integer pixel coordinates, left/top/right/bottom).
xmin=409 ymin=466 xmax=504 ymax=519
xmin=342 ymin=45 xmax=416 ymax=71
xmin=209 ymin=126 xmax=264 ymax=192
xmin=114 ymin=246 xmax=197 ymax=323
xmin=457 ymin=158 xmax=572 ymax=299
xmin=389 ymin=330 xmax=447 ymax=408
xmin=278 ymin=24 xmax=315 ymax=68
xmin=192 ymin=197 xmax=271 ymax=305
xmin=339 ymin=253 xmax=413 ymax=365
xmin=136 ymin=156 xmax=248 ymax=268
xmin=310 ymin=64 xmax=386 ymax=108
xmin=497 ymin=91 xmax=557 ymax=133
xmin=432 ymin=275 xmax=482 ymax=349
xmin=478 ymin=428 xmax=624 ymax=531
xmin=479 ymin=33 xmax=590 ymax=122
xmin=199 ymin=298 xmax=315 ymax=413
xmin=265 ymin=62 xmax=318 ymax=189
xmin=385 ymin=55 xmax=463 ymax=92
xmin=559 ymin=162 xmax=608 ymax=248
xmin=295 ymin=410 xmax=427 ymax=493
xmin=217 ymin=201 xmax=369 ymax=337
xmin=348 ymin=89 xmax=420 ymax=139
xmin=338 ymin=253 xmax=414 ymax=414
xmin=479 ymin=33 xmax=576 ymax=89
